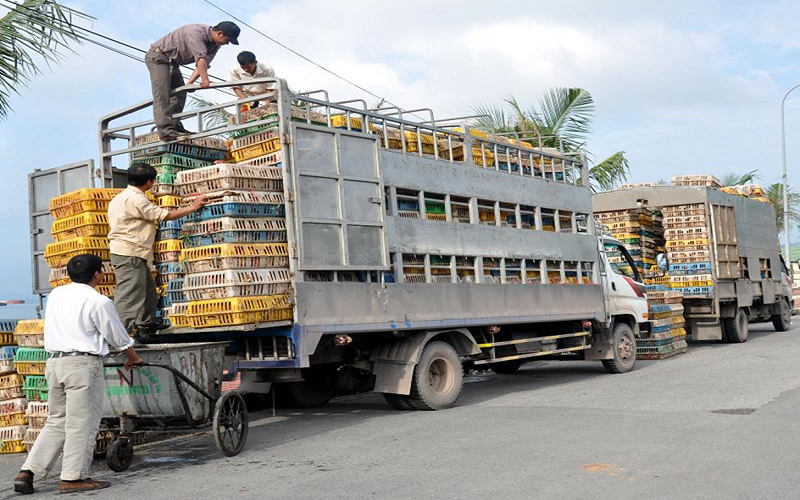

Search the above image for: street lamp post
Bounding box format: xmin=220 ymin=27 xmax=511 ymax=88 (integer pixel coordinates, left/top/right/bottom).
xmin=779 ymin=85 xmax=799 ymax=262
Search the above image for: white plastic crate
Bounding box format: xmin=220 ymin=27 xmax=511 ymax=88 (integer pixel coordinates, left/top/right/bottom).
xmin=183 ymin=217 xmax=286 ymax=235
xmin=0 ymin=398 xmax=27 ymax=415
xmin=183 ymin=269 xmax=291 ymax=300
xmin=0 ymin=425 xmax=26 ymax=441
xmin=239 ymin=152 xmax=282 ymax=167
xmin=230 ymin=128 xmax=280 ymax=151
xmin=183 ymin=190 xmax=285 ymax=205
xmin=176 ymin=164 xmax=283 ymax=196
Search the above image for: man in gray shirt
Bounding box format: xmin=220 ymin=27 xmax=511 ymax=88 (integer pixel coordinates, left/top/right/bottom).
xmin=146 ymin=22 xmax=241 ymax=141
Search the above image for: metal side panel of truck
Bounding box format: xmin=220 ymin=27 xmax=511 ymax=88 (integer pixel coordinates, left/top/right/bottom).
xmin=593 ymin=186 xmax=791 ymax=342
xmin=38 ymin=78 xmax=648 ymax=410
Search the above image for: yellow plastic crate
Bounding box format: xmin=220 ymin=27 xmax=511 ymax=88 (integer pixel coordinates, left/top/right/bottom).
xmin=0 ymin=412 xmax=26 ymax=427
xmin=44 ymin=237 xmax=110 ymax=267
xmin=187 ymin=294 xmax=291 ymax=316
xmin=13 ymin=363 xmax=45 ymax=376
xmin=0 ymin=440 xmax=25 ymax=454
xmin=14 ymin=320 xmax=43 ymax=335
xmin=0 ymin=333 xmax=14 ymax=346
xmin=670 ymin=280 xmax=714 ymax=288
xmin=331 ymin=114 xmax=363 ymax=130
xmin=155 ymin=195 xmax=182 ymax=208
xmin=0 ymin=374 xmax=23 ymax=389
xmin=155 ymin=239 xmax=184 ymax=253
xmin=49 ymin=188 xmax=122 ymax=219
xmin=231 ymin=137 xmax=282 ymax=162
xmin=181 ymin=243 xmax=288 ymax=261
xmin=189 ymin=308 xmax=293 ymax=328
xmin=96 ymin=285 xmax=115 ymax=298
xmin=49 ymin=262 xmax=115 ymax=288
xmin=50 ymin=212 xmax=109 ymax=242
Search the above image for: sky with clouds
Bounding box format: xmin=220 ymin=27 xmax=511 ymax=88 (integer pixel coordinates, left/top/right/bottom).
xmin=1 ymin=0 xmax=799 ymax=302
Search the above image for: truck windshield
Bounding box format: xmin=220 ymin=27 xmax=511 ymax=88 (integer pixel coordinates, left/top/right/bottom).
xmin=604 ymin=242 xmax=643 ymax=282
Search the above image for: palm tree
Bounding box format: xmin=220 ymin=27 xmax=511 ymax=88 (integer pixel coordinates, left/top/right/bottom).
xmin=720 ymin=169 xmax=759 ymax=187
xmin=0 ymin=0 xmax=89 ymax=118
xmin=472 ymin=88 xmax=630 ymax=192
xmin=765 ymin=183 xmax=800 ymax=234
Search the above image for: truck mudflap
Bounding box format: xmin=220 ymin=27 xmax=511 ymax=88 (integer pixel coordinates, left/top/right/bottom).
xmin=371 ymin=329 xmax=480 ymax=395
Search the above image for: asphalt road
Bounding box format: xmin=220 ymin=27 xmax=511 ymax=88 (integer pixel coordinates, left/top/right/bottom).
xmin=1 ymin=321 xmax=799 ymax=499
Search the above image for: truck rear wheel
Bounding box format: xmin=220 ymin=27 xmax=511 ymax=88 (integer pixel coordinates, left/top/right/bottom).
xmin=602 ymin=322 xmax=636 ymax=374
xmin=408 ymin=341 xmax=464 ymax=410
xmin=772 ymin=299 xmax=792 ymax=332
xmin=382 ymin=393 xmax=417 ymax=411
xmin=723 ymin=308 xmax=748 ymax=343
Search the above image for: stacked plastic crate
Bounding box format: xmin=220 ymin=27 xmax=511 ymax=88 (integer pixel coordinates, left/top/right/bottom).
xmin=175 ymin=161 xmax=292 ymax=329
xmin=12 ymin=320 xmax=47 ymax=454
xmin=594 ymin=208 xmax=661 ymax=276
xmin=45 ymin=189 xmax=120 ymax=298
xmin=663 ymin=204 xmax=713 ymax=298
xmin=638 ymin=286 xmax=688 ymax=360
xmin=133 ymin=134 xmax=226 ymax=327
xmin=0 ymin=320 xmax=23 ymax=454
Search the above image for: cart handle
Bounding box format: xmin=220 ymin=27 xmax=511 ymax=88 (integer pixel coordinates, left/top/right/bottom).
xmin=104 ymin=362 xmax=218 ymax=427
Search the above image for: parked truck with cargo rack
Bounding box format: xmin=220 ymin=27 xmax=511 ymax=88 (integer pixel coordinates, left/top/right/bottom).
xmin=28 ymin=79 xmax=649 ymax=410
xmin=594 ymin=185 xmax=791 ymax=343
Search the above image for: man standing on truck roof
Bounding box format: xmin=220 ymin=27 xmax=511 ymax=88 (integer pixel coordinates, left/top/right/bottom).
xmin=14 ymin=254 xmax=143 ymax=495
xmin=107 ymin=163 xmax=207 ymax=335
xmin=229 ymin=51 xmax=276 ymax=108
xmin=146 ymin=21 xmax=241 ymax=141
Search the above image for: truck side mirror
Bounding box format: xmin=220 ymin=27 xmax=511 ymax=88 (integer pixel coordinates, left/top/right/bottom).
xmin=656 ymin=253 xmax=669 ymax=273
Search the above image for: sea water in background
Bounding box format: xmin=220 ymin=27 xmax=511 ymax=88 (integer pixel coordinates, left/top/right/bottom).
xmin=0 ymin=303 xmax=38 ymax=321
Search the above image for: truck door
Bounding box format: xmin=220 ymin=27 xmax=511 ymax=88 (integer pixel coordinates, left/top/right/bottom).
xmin=602 ymin=241 xmax=646 ymax=319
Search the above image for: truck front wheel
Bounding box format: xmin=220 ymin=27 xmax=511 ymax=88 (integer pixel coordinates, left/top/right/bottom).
xmin=602 ymin=322 xmax=636 ymax=374
xmin=408 ymin=341 xmax=464 ymax=410
xmin=772 ymin=299 xmax=792 ymax=332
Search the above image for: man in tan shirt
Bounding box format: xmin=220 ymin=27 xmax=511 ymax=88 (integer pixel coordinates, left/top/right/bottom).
xmin=108 ymin=163 xmax=206 ymax=334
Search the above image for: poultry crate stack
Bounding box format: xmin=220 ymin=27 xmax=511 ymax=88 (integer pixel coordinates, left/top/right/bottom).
xmin=638 ymin=286 xmax=688 ymax=360
xmin=595 ymin=207 xmax=665 ymax=276
xmin=662 ymin=203 xmax=714 ymax=299
xmin=174 ymin=161 xmax=292 ymax=329
xmin=45 ymin=189 xmax=122 ymax=299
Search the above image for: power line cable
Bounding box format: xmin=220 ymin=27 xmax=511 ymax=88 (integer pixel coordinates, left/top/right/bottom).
xmin=200 ymin=0 xmax=428 ymax=121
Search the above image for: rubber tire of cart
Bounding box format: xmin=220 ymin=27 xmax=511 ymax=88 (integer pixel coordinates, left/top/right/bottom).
xmin=602 ymin=322 xmax=637 ymax=374
xmin=407 ymin=341 xmax=464 ymax=411
xmin=277 ymin=368 xmax=337 ymax=408
xmin=489 ymin=360 xmax=523 ymax=374
xmin=723 ymin=308 xmax=749 ymax=343
xmin=105 ymin=438 xmax=134 ymax=472
xmin=213 ymin=391 xmax=249 ymax=457
xmin=771 ymin=299 xmax=792 ymax=332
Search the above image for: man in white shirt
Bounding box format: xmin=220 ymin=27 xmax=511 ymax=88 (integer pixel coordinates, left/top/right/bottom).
xmin=14 ymin=254 xmax=143 ymax=495
xmin=229 ymin=51 xmax=275 ymax=106
xmin=108 ymin=163 xmax=205 ymax=335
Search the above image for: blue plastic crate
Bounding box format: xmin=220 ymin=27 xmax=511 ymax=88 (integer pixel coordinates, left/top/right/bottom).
xmin=0 ymin=320 xmax=19 ymax=333
xmin=157 ymin=228 xmax=182 ymax=240
xmin=158 ymin=295 xmax=172 ymax=309
xmin=673 ymin=286 xmax=713 ymax=297
xmin=160 ymin=218 xmax=188 ymax=230
xmin=0 ymin=346 xmax=18 ymax=359
xmin=397 ymin=200 xmax=419 ymax=211
xmin=648 ymin=304 xmax=672 ymax=314
xmin=167 ymin=278 xmax=186 ymax=303
xmin=184 ymin=230 xmax=286 ymax=248
xmin=651 ymin=324 xmax=673 ymax=334
xmin=193 ymin=203 xmax=285 ymax=221
xmin=382 ymin=273 xmax=395 ymax=283
xmin=669 ymin=262 xmax=712 ymax=273
xmin=646 ymin=284 xmax=669 ymax=291
xmin=156 ymin=262 xmax=184 ymax=275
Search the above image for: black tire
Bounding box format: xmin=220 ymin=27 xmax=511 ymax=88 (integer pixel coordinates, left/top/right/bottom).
xmin=772 ymin=299 xmax=792 ymax=332
xmin=408 ymin=341 xmax=464 ymax=411
xmin=489 ymin=360 xmax=523 ymax=374
xmin=105 ymin=438 xmax=134 ymax=472
xmin=382 ymin=393 xmax=417 ymax=411
xmin=723 ymin=308 xmax=749 ymax=343
xmin=602 ymin=322 xmax=637 ymax=374
xmin=278 ymin=368 xmax=337 ymax=408
xmin=213 ymin=391 xmax=249 ymax=457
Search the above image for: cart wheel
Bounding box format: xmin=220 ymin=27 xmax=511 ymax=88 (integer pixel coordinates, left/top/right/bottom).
xmin=106 ymin=438 xmax=134 ymax=472
xmin=213 ymin=391 xmax=249 ymax=457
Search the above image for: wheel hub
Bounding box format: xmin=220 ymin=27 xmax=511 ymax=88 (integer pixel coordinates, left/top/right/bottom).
xmin=428 ymin=357 xmax=454 ymax=395
xmin=618 ymin=337 xmax=634 ymax=360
